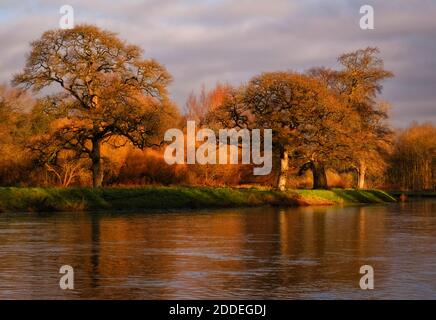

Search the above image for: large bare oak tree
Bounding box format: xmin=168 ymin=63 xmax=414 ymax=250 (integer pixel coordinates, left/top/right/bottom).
xmin=13 ymin=24 xmax=177 ymax=187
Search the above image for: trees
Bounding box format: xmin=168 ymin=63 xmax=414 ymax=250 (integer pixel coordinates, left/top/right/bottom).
xmin=3 ymin=33 xmax=415 ymax=191
xmin=387 ymin=123 xmax=436 ymax=191
xmin=184 ymin=83 xmax=248 ymax=186
xmin=13 ymin=24 xmax=177 ymax=187
xmin=211 ymin=49 xmax=393 ymax=191
xmin=186 ymin=83 xmax=228 ymax=126
xmin=309 ymin=47 xmax=393 ymax=189
xmin=210 ymin=72 xmax=357 ymax=190
xmin=337 ymin=47 xmax=393 ymax=189
xmin=0 ymin=85 xmax=35 ymax=185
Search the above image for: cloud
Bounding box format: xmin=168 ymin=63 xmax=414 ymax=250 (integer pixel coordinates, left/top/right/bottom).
xmin=0 ymin=0 xmax=435 ymax=127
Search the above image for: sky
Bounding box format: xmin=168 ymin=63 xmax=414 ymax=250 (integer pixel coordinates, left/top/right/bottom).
xmin=0 ymin=0 xmax=435 ymax=127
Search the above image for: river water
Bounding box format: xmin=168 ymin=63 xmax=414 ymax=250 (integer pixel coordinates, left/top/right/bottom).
xmin=0 ymin=199 xmax=435 ymax=299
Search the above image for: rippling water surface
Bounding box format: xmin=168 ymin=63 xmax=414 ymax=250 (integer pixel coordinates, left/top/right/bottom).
xmin=0 ymin=200 xmax=435 ymax=299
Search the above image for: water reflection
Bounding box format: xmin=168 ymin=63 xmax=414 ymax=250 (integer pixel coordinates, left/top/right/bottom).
xmin=0 ymin=200 xmax=435 ymax=299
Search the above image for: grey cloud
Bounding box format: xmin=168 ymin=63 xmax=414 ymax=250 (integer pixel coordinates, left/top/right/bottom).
xmin=0 ymin=0 xmax=434 ymax=127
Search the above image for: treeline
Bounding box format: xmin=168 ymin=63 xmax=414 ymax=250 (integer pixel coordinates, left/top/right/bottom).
xmin=387 ymin=123 xmax=436 ymax=191
xmin=0 ymin=24 xmax=434 ymax=191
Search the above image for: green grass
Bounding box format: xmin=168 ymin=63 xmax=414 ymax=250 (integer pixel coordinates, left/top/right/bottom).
xmin=0 ymin=186 xmax=396 ymax=213
xmin=291 ymin=189 xmax=396 ymax=205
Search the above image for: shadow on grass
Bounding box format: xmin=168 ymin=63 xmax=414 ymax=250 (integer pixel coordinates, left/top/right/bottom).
xmin=332 ymin=189 xmax=396 ymax=203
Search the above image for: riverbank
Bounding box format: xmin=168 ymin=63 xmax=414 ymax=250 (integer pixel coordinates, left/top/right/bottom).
xmin=0 ymin=187 xmax=396 ymax=213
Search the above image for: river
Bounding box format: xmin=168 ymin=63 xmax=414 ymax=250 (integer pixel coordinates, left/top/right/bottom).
xmin=0 ymin=199 xmax=435 ymax=299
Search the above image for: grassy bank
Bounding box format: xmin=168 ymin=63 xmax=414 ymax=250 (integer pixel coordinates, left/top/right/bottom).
xmin=0 ymin=187 xmax=396 ymax=213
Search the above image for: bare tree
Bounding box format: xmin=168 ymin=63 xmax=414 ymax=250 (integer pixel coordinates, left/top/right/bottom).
xmin=13 ymin=24 xmax=178 ymax=187
xmin=309 ymin=47 xmax=394 ymax=189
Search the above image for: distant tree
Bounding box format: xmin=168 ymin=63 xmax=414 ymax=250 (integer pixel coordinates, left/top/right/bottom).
xmin=186 ymin=83 xmax=228 ymax=126
xmin=387 ymin=123 xmax=436 ymax=191
xmin=0 ymin=85 xmax=35 ymax=185
xmin=13 ymin=24 xmax=178 ymax=187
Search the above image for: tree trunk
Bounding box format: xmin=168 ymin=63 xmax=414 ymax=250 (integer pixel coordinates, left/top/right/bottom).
xmin=357 ymin=161 xmax=366 ymax=189
xmin=91 ymin=138 xmax=104 ymax=188
xmin=277 ymin=148 xmax=289 ymax=191
xmin=312 ymin=161 xmax=328 ymax=189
